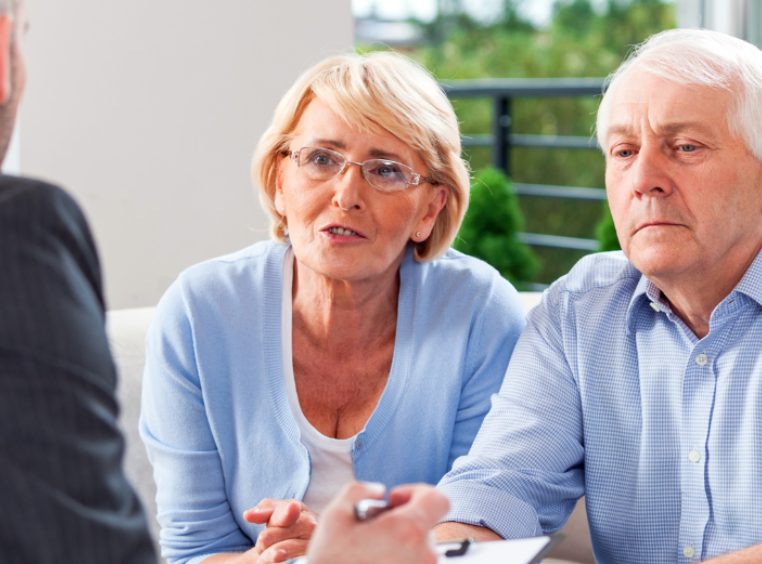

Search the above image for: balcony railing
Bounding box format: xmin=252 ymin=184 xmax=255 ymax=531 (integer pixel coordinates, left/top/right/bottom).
xmin=442 ymin=77 xmax=606 ymax=254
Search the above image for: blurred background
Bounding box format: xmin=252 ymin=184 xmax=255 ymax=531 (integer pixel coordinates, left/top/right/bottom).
xmin=14 ymin=0 xmax=761 ymax=306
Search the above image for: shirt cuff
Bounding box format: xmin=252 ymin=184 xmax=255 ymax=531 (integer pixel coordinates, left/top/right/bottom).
xmin=438 ymin=481 xmax=541 ymax=539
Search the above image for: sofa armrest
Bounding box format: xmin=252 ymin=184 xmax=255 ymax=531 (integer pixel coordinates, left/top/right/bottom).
xmin=106 ymin=307 xmax=160 ymax=553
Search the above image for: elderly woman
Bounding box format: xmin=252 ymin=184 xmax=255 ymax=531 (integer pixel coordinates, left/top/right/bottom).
xmin=140 ymin=51 xmax=525 ymax=564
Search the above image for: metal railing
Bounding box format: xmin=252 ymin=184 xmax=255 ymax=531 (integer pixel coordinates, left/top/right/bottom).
xmin=442 ymin=77 xmax=607 ymax=253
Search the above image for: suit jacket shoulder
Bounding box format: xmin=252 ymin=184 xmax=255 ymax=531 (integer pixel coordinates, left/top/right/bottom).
xmin=0 ymin=175 xmax=156 ymax=563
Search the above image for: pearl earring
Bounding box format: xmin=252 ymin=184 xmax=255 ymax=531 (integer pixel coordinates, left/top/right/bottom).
xmin=415 ymin=231 xmax=423 ymax=240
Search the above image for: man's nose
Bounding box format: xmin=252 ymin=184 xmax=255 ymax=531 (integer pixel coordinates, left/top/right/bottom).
xmin=631 ymin=145 xmax=674 ymax=198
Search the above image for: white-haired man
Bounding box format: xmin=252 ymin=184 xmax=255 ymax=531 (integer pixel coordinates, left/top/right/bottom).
xmin=437 ymin=28 xmax=762 ymax=563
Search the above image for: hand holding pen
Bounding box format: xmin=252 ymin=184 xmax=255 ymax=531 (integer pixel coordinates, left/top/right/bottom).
xmin=305 ymin=481 xmax=450 ymax=564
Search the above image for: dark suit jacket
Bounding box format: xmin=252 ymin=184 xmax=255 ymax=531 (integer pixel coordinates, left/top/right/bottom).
xmin=0 ymin=176 xmax=156 ymax=563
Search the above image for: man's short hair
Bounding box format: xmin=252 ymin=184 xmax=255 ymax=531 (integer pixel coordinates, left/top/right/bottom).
xmin=596 ymin=29 xmax=762 ymax=161
xmin=0 ymin=0 xmax=18 ymax=13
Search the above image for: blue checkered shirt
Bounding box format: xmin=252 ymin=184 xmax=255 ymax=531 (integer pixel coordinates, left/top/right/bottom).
xmin=439 ymin=250 xmax=762 ymax=563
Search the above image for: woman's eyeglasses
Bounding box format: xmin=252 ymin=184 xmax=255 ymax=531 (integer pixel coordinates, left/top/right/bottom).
xmin=287 ymin=146 xmax=438 ymax=193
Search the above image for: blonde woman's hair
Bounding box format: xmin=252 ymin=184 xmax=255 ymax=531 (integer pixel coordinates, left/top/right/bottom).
xmin=252 ymin=51 xmax=470 ymax=261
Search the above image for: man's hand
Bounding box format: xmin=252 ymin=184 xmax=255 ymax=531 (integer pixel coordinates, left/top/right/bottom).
xmin=307 ymin=481 xmax=450 ymax=564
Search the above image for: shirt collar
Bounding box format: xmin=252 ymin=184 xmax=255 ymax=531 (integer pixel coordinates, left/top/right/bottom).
xmin=625 ymin=273 xmax=659 ymax=334
xmin=624 ymin=248 xmax=762 ymax=333
xmin=733 ymin=248 xmax=762 ymax=308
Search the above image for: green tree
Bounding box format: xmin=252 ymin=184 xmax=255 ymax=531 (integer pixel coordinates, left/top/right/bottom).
xmin=455 ymin=168 xmax=538 ymax=288
xmin=359 ymin=0 xmax=675 ymax=285
xmin=595 ymin=204 xmax=621 ymax=251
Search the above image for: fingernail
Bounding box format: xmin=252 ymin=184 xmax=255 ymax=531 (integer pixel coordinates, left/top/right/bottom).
xmin=361 ymin=481 xmax=386 ymax=496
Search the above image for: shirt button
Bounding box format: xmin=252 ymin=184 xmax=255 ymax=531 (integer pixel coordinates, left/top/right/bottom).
xmin=694 ymin=353 xmax=708 ymax=367
xmin=688 ymin=449 xmax=701 ymax=463
xmin=683 ymin=545 xmax=696 ymax=558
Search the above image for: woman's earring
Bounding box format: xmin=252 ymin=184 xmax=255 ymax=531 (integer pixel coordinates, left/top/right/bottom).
xmin=415 ymin=231 xmax=423 ymax=241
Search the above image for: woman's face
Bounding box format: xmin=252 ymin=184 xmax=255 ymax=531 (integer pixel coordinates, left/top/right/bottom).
xmin=275 ymin=98 xmax=447 ymax=285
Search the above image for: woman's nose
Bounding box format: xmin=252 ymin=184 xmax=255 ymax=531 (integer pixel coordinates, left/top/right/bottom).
xmin=332 ymin=161 xmax=365 ymax=211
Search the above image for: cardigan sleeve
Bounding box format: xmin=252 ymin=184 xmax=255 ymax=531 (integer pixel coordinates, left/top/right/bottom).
xmin=446 ymin=268 xmax=526 ymax=467
xmin=140 ymin=278 xmax=252 ymax=563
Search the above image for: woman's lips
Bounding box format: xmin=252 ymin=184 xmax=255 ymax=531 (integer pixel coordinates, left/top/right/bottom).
xmin=322 ymin=224 xmax=367 ymax=238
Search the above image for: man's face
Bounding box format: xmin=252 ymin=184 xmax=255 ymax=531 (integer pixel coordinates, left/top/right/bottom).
xmin=603 ymin=67 xmax=762 ymax=288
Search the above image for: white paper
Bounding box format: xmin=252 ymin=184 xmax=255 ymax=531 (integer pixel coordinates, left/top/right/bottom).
xmin=437 ymin=536 xmax=551 ymax=563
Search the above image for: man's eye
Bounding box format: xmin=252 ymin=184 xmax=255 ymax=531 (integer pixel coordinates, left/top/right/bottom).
xmin=613 ymin=148 xmax=635 ymax=158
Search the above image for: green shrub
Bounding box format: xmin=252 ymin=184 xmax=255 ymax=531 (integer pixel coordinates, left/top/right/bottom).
xmin=455 ymin=167 xmax=539 ymax=289
xmin=595 ymin=203 xmax=621 ymax=251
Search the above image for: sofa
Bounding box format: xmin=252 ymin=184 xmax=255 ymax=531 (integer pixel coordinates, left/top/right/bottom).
xmin=106 ymin=292 xmax=594 ymax=563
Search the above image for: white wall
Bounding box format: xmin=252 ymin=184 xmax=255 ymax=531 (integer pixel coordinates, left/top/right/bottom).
xmin=20 ymin=1 xmax=353 ymax=308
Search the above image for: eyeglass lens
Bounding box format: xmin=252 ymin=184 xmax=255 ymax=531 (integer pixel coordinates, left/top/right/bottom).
xmin=294 ymin=147 xmax=418 ymax=192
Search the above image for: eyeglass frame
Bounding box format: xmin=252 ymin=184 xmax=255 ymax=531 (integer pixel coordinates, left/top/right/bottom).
xmin=282 ymin=146 xmax=440 ymax=193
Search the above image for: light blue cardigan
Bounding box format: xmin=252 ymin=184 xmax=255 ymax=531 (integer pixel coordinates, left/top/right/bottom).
xmin=140 ymin=241 xmax=525 ymax=563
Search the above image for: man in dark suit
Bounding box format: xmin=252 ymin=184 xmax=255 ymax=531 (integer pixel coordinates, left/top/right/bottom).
xmin=0 ymin=2 xmax=452 ymax=563
xmin=0 ymin=1 xmax=157 ymax=561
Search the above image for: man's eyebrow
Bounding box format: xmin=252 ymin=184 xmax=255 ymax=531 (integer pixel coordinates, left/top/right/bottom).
xmin=604 ymin=124 xmax=634 ymax=140
xmin=604 ymin=121 xmax=718 ymax=141
xmin=657 ymin=121 xmax=718 ymax=137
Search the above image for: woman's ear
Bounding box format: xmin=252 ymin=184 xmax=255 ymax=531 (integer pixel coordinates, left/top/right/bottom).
xmin=274 ymin=189 xmax=286 ymax=216
xmin=274 ymin=165 xmax=287 ymax=216
xmin=412 ymin=186 xmax=447 ymax=242
xmin=419 ymin=186 xmax=447 ymax=228
xmin=0 ymin=13 xmax=12 ymax=104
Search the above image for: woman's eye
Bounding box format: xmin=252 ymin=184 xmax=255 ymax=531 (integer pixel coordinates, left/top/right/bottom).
xmin=613 ymin=148 xmax=635 ymax=158
xmin=308 ymin=151 xmax=336 ymax=167
xmin=372 ymin=161 xmax=403 ymax=178
xmin=677 ymin=144 xmax=697 ymax=153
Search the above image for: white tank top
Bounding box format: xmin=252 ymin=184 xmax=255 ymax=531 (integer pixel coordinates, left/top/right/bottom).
xmin=281 ymin=249 xmax=356 ymax=516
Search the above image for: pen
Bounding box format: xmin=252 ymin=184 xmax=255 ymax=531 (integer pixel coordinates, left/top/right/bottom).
xmin=354 ymin=498 xmax=391 ymax=521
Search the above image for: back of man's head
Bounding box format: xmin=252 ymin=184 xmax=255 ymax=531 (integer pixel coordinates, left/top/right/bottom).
xmin=597 ymin=29 xmax=762 ymax=161
xmin=0 ymin=0 xmax=22 ymax=165
xmin=0 ymin=0 xmax=20 ymax=17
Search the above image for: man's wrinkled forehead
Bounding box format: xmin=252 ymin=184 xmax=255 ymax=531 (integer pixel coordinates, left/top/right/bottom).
xmin=601 ymin=64 xmax=727 ymax=139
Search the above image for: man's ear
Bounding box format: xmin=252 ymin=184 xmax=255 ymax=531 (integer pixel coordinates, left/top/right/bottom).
xmin=0 ymin=13 xmax=12 ymax=105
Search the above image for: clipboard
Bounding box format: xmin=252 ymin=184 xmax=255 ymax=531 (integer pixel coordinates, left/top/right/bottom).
xmin=437 ymin=534 xmax=563 ymax=563
xmin=287 ymin=534 xmax=563 ymax=563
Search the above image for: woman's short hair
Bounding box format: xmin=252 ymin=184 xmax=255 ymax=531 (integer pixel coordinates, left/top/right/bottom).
xmin=253 ymin=51 xmax=470 ymax=261
xmin=596 ymin=28 xmax=762 ymax=161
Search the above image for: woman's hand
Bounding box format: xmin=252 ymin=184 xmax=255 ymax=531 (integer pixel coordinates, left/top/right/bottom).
xmin=244 ymin=499 xmax=318 ymax=563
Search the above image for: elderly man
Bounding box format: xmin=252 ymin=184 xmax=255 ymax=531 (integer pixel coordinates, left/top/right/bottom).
xmin=436 ymin=28 xmax=762 ymax=563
